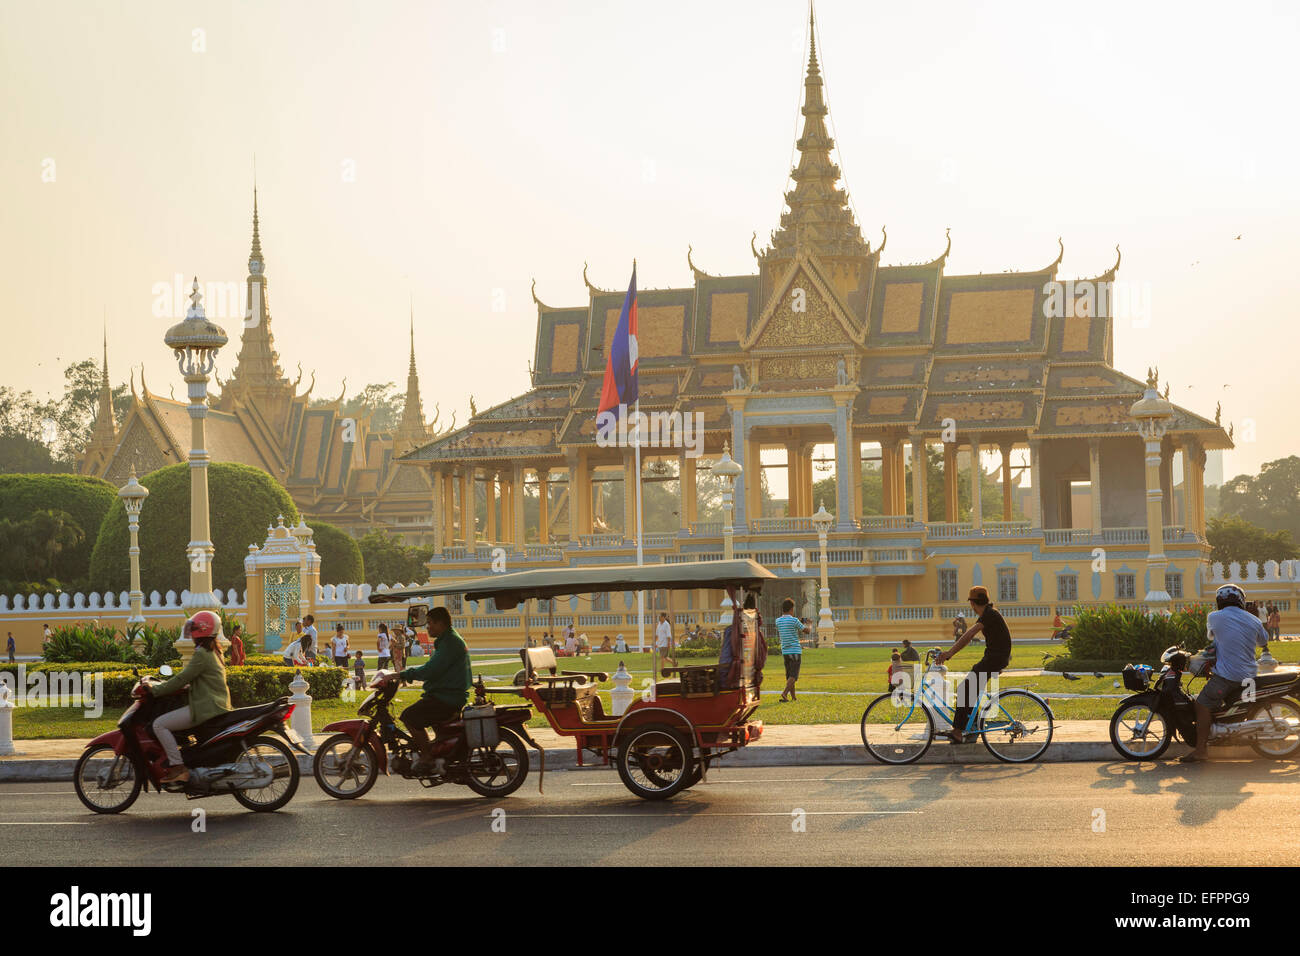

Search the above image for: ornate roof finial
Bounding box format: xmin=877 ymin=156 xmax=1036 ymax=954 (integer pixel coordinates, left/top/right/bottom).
xmin=186 ymin=277 xmax=204 ymax=319
xmin=1163 ymin=382 xmax=1170 ymax=400
xmin=250 ymin=184 xmax=263 ymax=262
xmin=878 ymin=225 xmax=887 ymax=256
xmin=687 ymin=245 xmax=714 ymax=280
xmin=469 ymin=395 xmax=477 ymax=417
xmin=1146 ymin=366 xmax=1158 ymax=389
xmin=751 ymin=231 xmax=761 ymax=260
xmin=582 ymin=261 xmax=608 ymax=295
xmin=336 ymin=377 xmax=347 ymax=405
xmin=1215 ymin=401 xmax=1222 ymax=426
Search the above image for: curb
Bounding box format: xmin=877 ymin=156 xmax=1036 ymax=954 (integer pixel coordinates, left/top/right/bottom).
xmin=0 ymin=741 xmax=1262 ymax=782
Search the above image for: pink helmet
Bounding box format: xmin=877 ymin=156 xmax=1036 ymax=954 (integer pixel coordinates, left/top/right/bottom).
xmin=188 ymin=610 xmax=222 ymax=640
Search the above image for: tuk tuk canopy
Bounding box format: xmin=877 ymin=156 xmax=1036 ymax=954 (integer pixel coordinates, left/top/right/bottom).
xmin=367 ymin=559 xmax=776 ymax=611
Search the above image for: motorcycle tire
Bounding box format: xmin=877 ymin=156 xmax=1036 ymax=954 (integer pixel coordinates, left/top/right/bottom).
xmin=231 ymin=736 xmax=301 ymax=812
xmin=1109 ymin=700 xmax=1172 ymax=760
xmin=463 ymin=726 xmax=530 ymax=798
xmin=313 ymin=733 xmax=380 ymax=799
xmin=73 ymin=745 xmax=142 ymax=814
xmin=1248 ymin=697 xmax=1300 ymax=759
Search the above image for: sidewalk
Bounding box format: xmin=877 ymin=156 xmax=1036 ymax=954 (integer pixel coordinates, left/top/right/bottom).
xmin=3 ymin=720 xmax=1249 ymax=781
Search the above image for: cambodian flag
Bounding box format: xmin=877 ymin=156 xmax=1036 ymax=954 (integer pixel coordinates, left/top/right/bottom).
xmin=597 ymin=264 xmax=638 ymax=416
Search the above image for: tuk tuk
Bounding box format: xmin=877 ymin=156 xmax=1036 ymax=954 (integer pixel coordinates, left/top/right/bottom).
xmin=370 ymin=559 xmax=777 ymax=800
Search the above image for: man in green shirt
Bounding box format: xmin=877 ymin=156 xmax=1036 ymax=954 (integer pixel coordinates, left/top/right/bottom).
xmin=392 ymin=606 xmax=472 ymax=773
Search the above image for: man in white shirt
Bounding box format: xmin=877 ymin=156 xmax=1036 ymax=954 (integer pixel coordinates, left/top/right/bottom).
xmin=655 ymin=613 xmax=676 ymax=671
xmin=301 ymin=615 xmax=319 ymax=664
xmin=376 ymin=625 xmax=392 ymax=670
xmin=282 ymin=636 xmax=307 ymax=667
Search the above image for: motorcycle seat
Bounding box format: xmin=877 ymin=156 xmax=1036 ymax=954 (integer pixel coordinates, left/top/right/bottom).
xmin=190 ymin=696 xmax=290 ymax=742
xmin=1256 ymin=671 xmax=1297 ymax=688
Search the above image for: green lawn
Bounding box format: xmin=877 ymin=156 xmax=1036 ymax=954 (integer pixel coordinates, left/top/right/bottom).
xmin=20 ymin=641 xmax=1296 ymax=738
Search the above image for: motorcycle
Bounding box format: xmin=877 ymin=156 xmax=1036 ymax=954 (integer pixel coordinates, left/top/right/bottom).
xmin=313 ymin=670 xmax=541 ymax=799
xmin=1109 ymin=645 xmax=1300 ymax=760
xmin=73 ymin=664 xmax=307 ymax=814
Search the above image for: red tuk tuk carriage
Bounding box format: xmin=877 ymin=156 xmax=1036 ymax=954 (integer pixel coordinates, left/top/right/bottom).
xmin=370 ymin=559 xmax=777 ymax=800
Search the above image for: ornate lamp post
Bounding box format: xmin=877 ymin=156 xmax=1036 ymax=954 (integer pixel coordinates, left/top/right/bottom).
xmin=117 ymin=466 xmax=150 ymax=627
xmin=164 ymin=278 xmax=228 ymax=620
xmin=811 ymin=501 xmax=836 ymax=647
xmin=1129 ymin=371 xmax=1175 ymax=614
xmin=711 ymin=441 xmax=743 ymax=626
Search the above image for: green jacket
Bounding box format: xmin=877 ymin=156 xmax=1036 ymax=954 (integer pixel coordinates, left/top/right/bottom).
xmin=152 ymin=644 xmax=233 ymax=724
xmin=400 ymin=627 xmax=471 ymax=708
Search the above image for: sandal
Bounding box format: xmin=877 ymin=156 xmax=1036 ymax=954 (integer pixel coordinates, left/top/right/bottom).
xmin=161 ymin=765 xmax=190 ymax=783
xmin=1178 ymin=752 xmax=1208 ymax=763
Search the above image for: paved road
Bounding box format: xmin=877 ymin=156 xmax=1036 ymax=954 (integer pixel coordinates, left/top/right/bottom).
xmin=4 ymin=761 xmax=1299 ymax=866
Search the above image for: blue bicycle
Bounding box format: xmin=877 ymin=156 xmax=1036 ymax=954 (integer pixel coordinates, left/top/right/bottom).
xmin=861 ymin=650 xmax=1054 ymax=764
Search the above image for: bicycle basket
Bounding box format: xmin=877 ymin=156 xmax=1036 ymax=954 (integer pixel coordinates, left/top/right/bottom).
xmin=1121 ymin=663 xmax=1150 ymax=692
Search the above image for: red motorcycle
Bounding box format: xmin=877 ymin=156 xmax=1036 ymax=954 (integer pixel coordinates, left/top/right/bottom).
xmin=73 ymin=665 xmax=306 ymax=814
xmin=313 ymin=670 xmax=540 ymax=799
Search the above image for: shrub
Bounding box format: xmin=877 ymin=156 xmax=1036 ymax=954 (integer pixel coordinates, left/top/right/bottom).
xmin=0 ymin=474 xmax=117 ymax=582
xmin=1063 ymin=603 xmax=1210 ymax=666
xmin=309 ymin=520 xmax=364 ymax=586
xmin=42 ymin=623 xmax=136 ymax=663
xmin=243 ymin=654 xmax=292 ymax=667
xmin=23 ymin=663 xmax=347 ymax=710
xmin=89 ymin=462 xmax=298 ymax=595
xmin=358 ymin=529 xmax=430 ymax=586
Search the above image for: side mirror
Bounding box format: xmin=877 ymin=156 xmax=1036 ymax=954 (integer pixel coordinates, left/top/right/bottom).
xmin=157 ymin=664 xmax=174 ymax=678
xmin=407 ymin=604 xmax=428 ymax=630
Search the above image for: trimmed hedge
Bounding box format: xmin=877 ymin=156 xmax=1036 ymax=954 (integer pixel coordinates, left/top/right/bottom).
xmin=6 ymin=663 xmax=347 ymax=710
xmin=0 ymin=473 xmax=117 ymax=581
xmin=1063 ymin=603 xmax=1211 ymax=666
xmin=309 ymin=520 xmax=364 ymax=586
xmin=1 ymin=660 xmax=181 ymax=676
xmin=89 ymin=462 xmax=299 ymax=595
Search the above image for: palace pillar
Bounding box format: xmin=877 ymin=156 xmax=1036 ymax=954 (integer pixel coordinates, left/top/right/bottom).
xmin=623 ymin=454 xmax=637 ymax=542
xmin=678 ymin=454 xmax=695 ymax=533
xmin=890 ymin=437 xmax=906 ymax=515
xmin=441 ymin=470 xmax=454 ymax=549
xmin=1132 ymin=386 xmax=1174 ymax=611
xmin=511 ymin=462 xmax=525 ymax=548
xmin=744 ymin=433 xmax=762 ymax=527
xmin=1028 ymin=440 xmax=1043 ymax=530
xmin=1159 ymin=438 xmax=1175 ymax=527
xmin=1089 ymin=438 xmax=1103 ymax=536
xmin=429 ymin=466 xmax=443 ymax=555
xmin=785 ymin=442 xmax=800 ymax=517
xmin=1000 ymin=443 xmax=1014 ymax=521
xmin=943 ymin=442 xmax=958 ymax=522
xmin=833 ymin=403 xmax=855 ymax=531
xmin=911 ymin=436 xmax=928 ymax=523
xmin=801 ymin=442 xmax=815 ymax=517
xmin=537 ymin=468 xmax=550 ymax=544
xmin=851 ymin=439 xmax=864 ymax=522
xmin=462 ymin=468 xmax=477 ymax=548
xmin=485 ymin=471 xmax=497 ymax=542
xmin=728 ymin=401 xmax=748 ymax=529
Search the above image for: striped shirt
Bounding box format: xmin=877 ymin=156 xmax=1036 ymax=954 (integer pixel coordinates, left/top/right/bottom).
xmin=775 ymin=614 xmax=804 ymax=655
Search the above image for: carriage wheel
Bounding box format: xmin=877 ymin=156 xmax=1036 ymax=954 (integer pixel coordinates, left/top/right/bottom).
xmin=617 ymin=724 xmax=696 ymax=800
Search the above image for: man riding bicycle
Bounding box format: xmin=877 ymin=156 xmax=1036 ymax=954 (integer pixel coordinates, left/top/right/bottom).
xmin=389 ymin=606 xmax=472 ymax=774
xmin=935 ymin=586 xmax=1012 ymax=744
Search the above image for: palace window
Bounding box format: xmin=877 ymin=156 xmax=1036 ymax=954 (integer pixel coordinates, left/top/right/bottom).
xmin=1057 ymin=573 xmax=1078 ymax=602
xmin=591 ymin=592 xmax=611 ymax=612
xmin=938 ymin=569 xmax=958 ymax=603
xmin=1165 ymin=571 xmax=1183 ymax=600
xmin=445 ymin=594 xmax=462 ymax=615
xmin=1115 ymin=573 xmax=1137 ymax=601
xmin=997 ymin=568 xmax=1018 ymax=604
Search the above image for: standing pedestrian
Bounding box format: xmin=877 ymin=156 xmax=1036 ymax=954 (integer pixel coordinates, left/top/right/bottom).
xmin=390 ymin=625 xmax=406 ymax=671
xmin=353 ymin=650 xmax=366 ymax=689
xmin=331 ymin=624 xmax=350 ymax=667
xmin=1266 ymin=605 xmax=1281 ymax=642
xmin=376 ymin=623 xmax=392 ymax=670
xmin=775 ymin=598 xmax=810 ymax=702
xmin=655 ymin=612 xmax=676 ymax=671
xmin=228 ymin=623 xmax=246 ymax=666
xmin=301 ymin=615 xmax=319 ymax=664
xmin=6 ymin=631 xmax=15 ymax=663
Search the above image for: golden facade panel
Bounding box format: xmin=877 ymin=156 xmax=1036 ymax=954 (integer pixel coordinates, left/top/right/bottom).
xmin=880 ymin=281 xmax=925 ymax=334
xmin=945 ymin=289 xmax=1035 ymax=344
xmin=709 ymin=292 xmax=749 ymax=343
xmin=551 ymin=323 xmax=581 ymax=373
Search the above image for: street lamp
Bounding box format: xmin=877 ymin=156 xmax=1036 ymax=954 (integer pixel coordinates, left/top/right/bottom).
xmin=711 ymin=441 xmax=743 ymax=626
xmin=117 ymin=466 xmax=149 ymax=627
xmin=811 ymin=501 xmax=836 ymax=647
xmin=164 ymin=278 xmax=228 ymax=623
xmin=1129 ymin=372 xmax=1175 ymax=614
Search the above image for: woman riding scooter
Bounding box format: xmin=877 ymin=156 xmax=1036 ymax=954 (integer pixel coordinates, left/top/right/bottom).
xmin=146 ymin=610 xmax=234 ymax=783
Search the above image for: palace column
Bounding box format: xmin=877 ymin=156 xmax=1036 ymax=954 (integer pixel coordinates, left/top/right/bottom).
xmin=623 ymin=454 xmax=637 ymax=542
xmin=1159 ymin=437 xmax=1175 ymax=527
xmin=833 ymin=403 xmax=855 ymax=531
xmin=537 ymin=468 xmax=550 ymax=544
xmin=1185 ymin=440 xmax=1206 ymax=537
xmin=461 ymin=468 xmax=476 ymax=548
xmin=727 ymin=400 xmax=748 ymax=530
xmin=1000 ymin=442 xmax=1014 ymax=521
xmin=879 ymin=441 xmax=892 ymax=518
xmin=1028 ymin=440 xmax=1043 ymax=530
xmin=511 ymin=462 xmax=526 ymax=548
xmin=785 ymin=442 xmax=800 ymax=517
xmin=943 ymin=442 xmax=958 ymax=522
xmin=569 ymin=450 xmax=592 ymax=539
xmin=485 ymin=470 xmax=497 ymax=542
xmin=442 ymin=470 xmax=455 ymax=549
xmin=1131 ymin=385 xmax=1174 ymax=611
xmin=851 ymin=439 xmax=864 ymax=523
xmin=744 ymin=433 xmax=762 ymax=527
xmin=1089 ymin=438 xmax=1103 ymax=536
xmin=801 ymin=441 xmax=815 ymax=517
xmin=911 ymin=435 xmax=928 ymax=523
xmin=968 ymin=435 xmax=983 ymax=530
xmin=429 ymin=466 xmax=444 ymax=555
xmin=891 ymin=437 xmax=906 ymax=515
xmin=678 ymin=453 xmax=695 ymax=533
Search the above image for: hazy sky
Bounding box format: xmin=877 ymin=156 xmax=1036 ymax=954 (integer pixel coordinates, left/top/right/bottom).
xmin=3 ymin=0 xmax=1297 ymax=481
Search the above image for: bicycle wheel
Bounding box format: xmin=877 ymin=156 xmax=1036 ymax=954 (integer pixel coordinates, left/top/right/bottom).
xmin=980 ymin=690 xmax=1054 ymax=763
xmin=861 ymin=692 xmax=934 ymax=765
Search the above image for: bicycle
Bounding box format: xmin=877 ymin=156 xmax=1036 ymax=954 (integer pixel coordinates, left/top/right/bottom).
xmin=861 ymin=649 xmax=1054 ymax=764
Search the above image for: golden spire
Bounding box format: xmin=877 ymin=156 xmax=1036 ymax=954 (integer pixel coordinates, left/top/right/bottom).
xmin=88 ymin=322 xmax=117 ymax=449
xmin=395 ymin=299 xmax=429 ymax=451
xmin=766 ymin=3 xmax=867 ymax=261
xmin=250 ymin=184 xmax=263 ymax=262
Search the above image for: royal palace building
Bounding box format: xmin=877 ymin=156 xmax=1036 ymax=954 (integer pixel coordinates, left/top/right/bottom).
xmin=397 ymin=18 xmax=1230 ymax=640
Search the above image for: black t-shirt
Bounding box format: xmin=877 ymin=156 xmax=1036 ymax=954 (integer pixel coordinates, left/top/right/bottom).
xmin=978 ymin=605 xmax=1011 ymax=669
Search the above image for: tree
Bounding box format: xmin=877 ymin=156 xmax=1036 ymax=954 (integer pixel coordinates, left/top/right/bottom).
xmin=1219 ymin=456 xmax=1300 ymax=542
xmin=357 ymin=529 xmax=430 ymax=586
xmin=314 ymin=382 xmax=404 ymax=435
xmin=90 ymin=462 xmax=299 ymax=595
xmin=309 ymin=520 xmax=365 ymax=586
xmin=1207 ymin=515 xmax=1299 ymax=567
xmin=0 ymin=473 xmax=117 ymax=581
xmin=0 ymin=358 xmax=131 ymax=471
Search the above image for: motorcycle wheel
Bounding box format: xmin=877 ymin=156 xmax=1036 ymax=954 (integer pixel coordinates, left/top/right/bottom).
xmin=616 ymin=723 xmax=695 ymax=800
xmin=1109 ymin=701 xmax=1172 ymax=760
xmin=1248 ymin=698 xmax=1300 ymax=759
xmin=73 ymin=745 xmax=142 ymax=814
xmin=313 ymin=733 xmax=380 ymax=799
xmin=463 ymin=726 xmax=530 ymax=797
xmin=231 ymin=736 xmax=300 ymax=812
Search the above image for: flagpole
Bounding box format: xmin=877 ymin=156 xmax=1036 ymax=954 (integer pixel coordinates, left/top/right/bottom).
xmin=631 ymin=258 xmax=650 ymax=697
